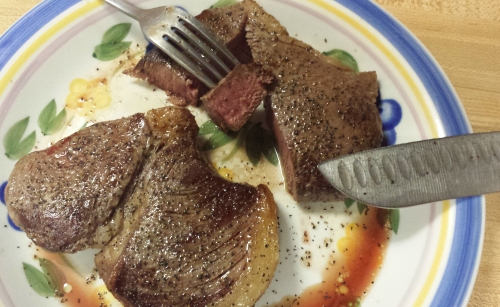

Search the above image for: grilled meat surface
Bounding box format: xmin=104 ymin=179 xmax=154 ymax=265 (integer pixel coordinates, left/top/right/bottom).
xmin=5 ymin=114 xmax=151 ymax=252
xmin=128 ymin=0 xmax=383 ymax=202
xmin=242 ymin=0 xmax=383 ymax=201
xmin=96 ymin=110 xmax=278 ymax=307
xmin=6 ymin=107 xmax=279 ymax=307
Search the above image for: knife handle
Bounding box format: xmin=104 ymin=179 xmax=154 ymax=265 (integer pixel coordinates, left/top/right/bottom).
xmin=318 ymin=132 xmax=500 ymax=208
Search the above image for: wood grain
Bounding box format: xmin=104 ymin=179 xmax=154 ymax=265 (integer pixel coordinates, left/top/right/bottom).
xmin=1 ymin=0 xmax=499 ymax=306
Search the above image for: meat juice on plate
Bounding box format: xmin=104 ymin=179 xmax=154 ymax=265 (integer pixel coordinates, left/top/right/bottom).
xmin=26 ymin=36 xmax=391 ymax=307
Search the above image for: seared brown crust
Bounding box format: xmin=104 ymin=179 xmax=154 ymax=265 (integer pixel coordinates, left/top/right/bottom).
xmin=243 ymin=0 xmax=383 ymax=201
xmin=5 ymin=114 xmax=150 ymax=252
xmin=95 ymin=108 xmax=278 ymax=307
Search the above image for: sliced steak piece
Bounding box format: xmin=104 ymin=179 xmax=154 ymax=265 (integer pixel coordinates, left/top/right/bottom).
xmin=125 ymin=3 xmax=251 ymax=106
xmin=126 ymin=48 xmax=204 ymax=107
xmin=201 ymin=63 xmax=273 ymax=131
xmin=242 ymin=0 xmax=383 ymax=201
xmin=5 ymin=114 xmax=151 ymax=252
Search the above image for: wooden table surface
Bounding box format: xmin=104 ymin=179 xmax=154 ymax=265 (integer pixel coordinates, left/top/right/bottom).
xmin=1 ymin=0 xmax=499 ymax=306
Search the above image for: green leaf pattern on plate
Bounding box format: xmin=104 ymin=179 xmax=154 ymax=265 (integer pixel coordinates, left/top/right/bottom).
xmin=23 ymin=262 xmax=58 ymax=297
xmin=93 ymin=23 xmax=132 ymax=61
xmin=260 ymin=127 xmax=279 ymax=166
xmin=102 ymin=23 xmax=131 ymax=44
xmin=38 ymin=99 xmax=67 ymax=136
xmin=38 ymin=258 xmax=67 ymax=297
xmin=201 ymin=120 xmax=278 ymax=167
xmin=344 ymin=198 xmax=355 ymax=209
xmin=245 ymin=123 xmax=279 ymax=166
xmin=344 ymin=198 xmax=399 ymax=235
xmin=357 ymin=202 xmax=367 ymax=215
xmin=3 ymin=117 xmax=36 ymax=160
xmin=198 ymin=120 xmax=221 ymax=136
xmin=245 ymin=123 xmax=263 ymax=166
xmin=3 ymin=99 xmax=70 ymax=160
xmin=323 ymin=49 xmax=359 ymax=73
xmin=390 ymin=208 xmax=400 ymax=234
xmin=23 ymin=258 xmax=67 ymax=297
xmin=210 ymin=0 xmax=238 ymax=8
xmin=202 ymin=129 xmax=238 ymax=151
xmin=222 ymin=124 xmax=249 ymax=163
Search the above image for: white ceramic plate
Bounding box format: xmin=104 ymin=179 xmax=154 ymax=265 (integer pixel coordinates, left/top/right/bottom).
xmin=0 ymin=1 xmax=484 ymax=307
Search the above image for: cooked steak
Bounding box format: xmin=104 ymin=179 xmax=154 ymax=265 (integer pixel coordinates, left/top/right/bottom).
xmin=126 ymin=48 xmax=204 ymax=107
xmin=5 ymin=107 xmax=279 ymax=307
xmin=125 ymin=3 xmax=251 ymax=106
xmin=96 ymin=108 xmax=278 ymax=307
xmin=201 ymin=63 xmax=273 ymax=131
xmin=196 ymin=3 xmax=252 ymax=63
xmin=242 ymin=0 xmax=383 ymax=201
xmin=5 ymin=114 xmax=151 ymax=252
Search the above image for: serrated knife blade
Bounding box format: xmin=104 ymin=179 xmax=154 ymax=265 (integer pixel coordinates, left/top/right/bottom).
xmin=317 ymin=132 xmax=500 ymax=208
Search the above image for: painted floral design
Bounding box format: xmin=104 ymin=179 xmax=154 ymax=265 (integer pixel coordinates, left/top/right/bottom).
xmin=211 ymin=0 xmax=238 ymax=8
xmin=323 ymin=49 xmax=359 ymax=72
xmin=199 ymin=120 xmax=278 ymax=166
xmin=23 ymin=258 xmax=66 ymax=297
xmin=0 ymin=181 xmax=21 ymax=231
xmin=378 ymin=98 xmax=402 ymax=146
xmin=3 ymin=117 xmax=36 ymax=160
xmin=65 ymin=78 xmax=111 ymax=116
xmin=38 ymin=99 xmax=67 ymax=136
xmin=93 ymin=23 xmax=132 ymax=61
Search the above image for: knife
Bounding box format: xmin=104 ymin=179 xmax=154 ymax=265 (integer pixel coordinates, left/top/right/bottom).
xmin=317 ymin=131 xmax=500 ymax=208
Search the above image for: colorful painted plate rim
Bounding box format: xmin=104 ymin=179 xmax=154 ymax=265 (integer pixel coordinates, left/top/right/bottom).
xmin=331 ymin=3 xmax=484 ymax=306
xmin=0 ymin=0 xmax=484 ymax=307
xmin=342 ymin=2 xmax=484 ymax=306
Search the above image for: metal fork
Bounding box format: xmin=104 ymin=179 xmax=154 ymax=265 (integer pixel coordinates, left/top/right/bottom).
xmin=104 ymin=0 xmax=240 ymax=88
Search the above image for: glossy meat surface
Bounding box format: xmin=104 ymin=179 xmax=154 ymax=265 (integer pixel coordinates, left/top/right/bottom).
xmin=6 ymin=107 xmax=279 ymax=307
xmin=96 ymin=108 xmax=278 ymax=307
xmin=5 ymin=114 xmax=150 ymax=252
xmin=243 ymin=0 xmax=383 ymax=201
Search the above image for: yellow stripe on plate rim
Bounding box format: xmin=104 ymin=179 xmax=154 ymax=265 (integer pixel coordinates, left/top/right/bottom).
xmin=0 ymin=0 xmax=103 ymax=98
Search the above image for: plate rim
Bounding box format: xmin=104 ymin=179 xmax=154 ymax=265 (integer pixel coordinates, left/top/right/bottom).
xmin=0 ymin=1 xmax=485 ymax=307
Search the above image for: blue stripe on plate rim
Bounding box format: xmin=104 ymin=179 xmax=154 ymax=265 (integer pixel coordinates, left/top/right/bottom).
xmin=334 ymin=0 xmax=484 ymax=306
xmin=0 ymin=0 xmax=79 ymax=73
xmin=0 ymin=1 xmax=484 ymax=307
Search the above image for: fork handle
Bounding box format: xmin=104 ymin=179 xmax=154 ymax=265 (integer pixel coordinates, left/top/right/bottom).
xmin=104 ymin=0 xmax=143 ymax=20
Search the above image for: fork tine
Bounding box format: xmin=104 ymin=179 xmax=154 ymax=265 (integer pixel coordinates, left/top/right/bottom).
xmin=173 ymin=22 xmax=232 ymax=74
xmin=173 ymin=8 xmax=240 ymax=67
xmin=148 ymin=35 xmax=217 ymax=88
xmin=163 ymin=28 xmax=225 ymax=82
